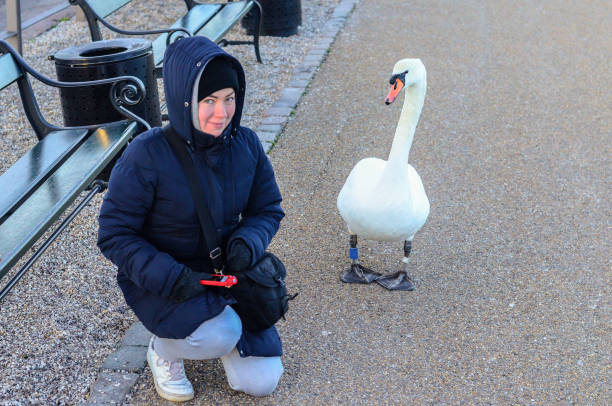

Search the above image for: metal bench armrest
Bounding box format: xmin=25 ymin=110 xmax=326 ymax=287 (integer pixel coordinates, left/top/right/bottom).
xmin=89 ymin=17 xmax=192 ymax=45
xmin=69 ymin=0 xmax=191 ymax=44
xmin=0 ymin=40 xmax=151 ymax=134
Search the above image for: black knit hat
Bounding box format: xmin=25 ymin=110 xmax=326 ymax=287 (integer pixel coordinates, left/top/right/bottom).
xmin=197 ymin=57 xmax=239 ymax=101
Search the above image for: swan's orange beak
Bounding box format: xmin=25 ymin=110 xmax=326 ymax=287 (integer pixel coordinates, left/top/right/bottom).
xmin=385 ymin=78 xmax=404 ymax=105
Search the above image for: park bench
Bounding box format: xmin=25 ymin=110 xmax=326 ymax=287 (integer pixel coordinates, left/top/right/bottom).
xmin=0 ymin=40 xmax=148 ymax=300
xmin=70 ymin=0 xmax=263 ymax=72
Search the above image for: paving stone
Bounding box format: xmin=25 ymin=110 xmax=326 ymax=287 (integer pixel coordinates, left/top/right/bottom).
xmin=293 ymin=70 xmax=316 ymax=82
xmin=333 ymin=0 xmax=356 ymax=18
xmin=293 ymin=63 xmax=317 ymax=76
xmin=257 ymin=123 xmax=283 ymax=134
xmin=266 ymin=106 xmax=294 ymax=117
xmin=317 ymin=35 xmax=336 ymax=47
xmin=277 ymin=88 xmax=305 ymax=109
xmin=300 ymin=58 xmax=321 ymax=70
xmin=258 ymin=131 xmax=278 ymax=145
xmin=310 ymin=45 xmax=329 ymax=52
xmin=323 ymin=19 xmax=344 ymax=33
xmin=102 ymin=346 xmax=148 ymax=372
xmin=311 ymin=38 xmax=335 ymax=52
xmin=87 ymin=371 xmax=139 ymax=405
xmin=303 ymin=55 xmax=324 ymax=66
xmin=308 ymin=49 xmax=328 ymax=57
xmin=261 ymin=115 xmax=288 ymax=126
xmin=288 ymin=78 xmax=311 ymax=89
xmin=120 ymin=322 xmax=151 ymax=347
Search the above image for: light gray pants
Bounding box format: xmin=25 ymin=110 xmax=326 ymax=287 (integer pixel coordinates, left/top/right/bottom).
xmin=154 ymin=306 xmax=283 ymax=397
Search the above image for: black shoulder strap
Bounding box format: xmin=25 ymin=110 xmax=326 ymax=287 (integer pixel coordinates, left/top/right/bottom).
xmin=162 ymin=125 xmax=225 ymax=274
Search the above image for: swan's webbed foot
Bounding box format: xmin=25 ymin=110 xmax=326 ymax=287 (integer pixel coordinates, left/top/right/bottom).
xmin=341 ymin=234 xmax=381 ymax=284
xmin=341 ymin=263 xmax=382 ymax=284
xmin=375 ymin=240 xmax=415 ymax=291
xmin=375 ymin=270 xmax=415 ymax=291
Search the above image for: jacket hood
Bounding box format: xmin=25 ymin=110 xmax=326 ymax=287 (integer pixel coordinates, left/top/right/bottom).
xmin=163 ymin=36 xmax=246 ymax=144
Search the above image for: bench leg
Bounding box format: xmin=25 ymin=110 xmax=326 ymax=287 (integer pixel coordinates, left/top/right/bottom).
xmin=252 ymin=1 xmax=263 ymax=63
xmin=217 ymin=1 xmax=263 ymax=63
xmin=154 ymin=66 xmax=163 ymax=79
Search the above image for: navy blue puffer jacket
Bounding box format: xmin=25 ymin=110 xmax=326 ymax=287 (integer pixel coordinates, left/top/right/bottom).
xmin=97 ymin=37 xmax=284 ymax=357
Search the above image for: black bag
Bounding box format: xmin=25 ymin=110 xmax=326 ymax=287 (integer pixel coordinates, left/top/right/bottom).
xmin=162 ymin=126 xmax=295 ymax=332
xmin=230 ymin=252 xmax=293 ymax=332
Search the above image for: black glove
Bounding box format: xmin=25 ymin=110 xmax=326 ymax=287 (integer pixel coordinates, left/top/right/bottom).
xmin=226 ymin=239 xmax=252 ymax=273
xmin=168 ymin=267 xmax=213 ymax=302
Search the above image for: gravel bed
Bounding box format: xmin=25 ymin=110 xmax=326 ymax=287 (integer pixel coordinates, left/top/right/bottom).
xmin=0 ymin=0 xmax=340 ymax=404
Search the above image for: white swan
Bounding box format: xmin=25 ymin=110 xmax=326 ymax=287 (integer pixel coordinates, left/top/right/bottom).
xmin=337 ymin=58 xmax=430 ymax=291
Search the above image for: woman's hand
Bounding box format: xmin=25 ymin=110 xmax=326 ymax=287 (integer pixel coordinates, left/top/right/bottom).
xmin=169 ymin=267 xmax=213 ymax=302
xmin=226 ymin=239 xmax=252 ymax=273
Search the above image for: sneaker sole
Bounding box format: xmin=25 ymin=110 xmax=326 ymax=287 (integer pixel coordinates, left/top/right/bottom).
xmin=153 ymin=385 xmax=194 ymax=402
xmin=147 ymin=350 xmax=194 ymax=402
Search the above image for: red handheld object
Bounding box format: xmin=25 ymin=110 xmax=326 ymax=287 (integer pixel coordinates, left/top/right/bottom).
xmin=199 ymin=274 xmax=238 ymax=288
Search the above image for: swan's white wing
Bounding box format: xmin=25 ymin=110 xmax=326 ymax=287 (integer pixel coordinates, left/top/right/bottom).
xmin=337 ymin=157 xmax=386 ymax=215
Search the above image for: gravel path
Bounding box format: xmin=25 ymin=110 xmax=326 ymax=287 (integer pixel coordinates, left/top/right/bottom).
xmin=0 ymin=1 xmax=340 ymax=404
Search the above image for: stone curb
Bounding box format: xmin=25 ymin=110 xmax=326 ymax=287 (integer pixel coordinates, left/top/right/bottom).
xmin=256 ymin=0 xmax=359 ymax=153
xmin=86 ymin=323 xmax=150 ymax=404
xmin=86 ymin=0 xmax=360 ymax=403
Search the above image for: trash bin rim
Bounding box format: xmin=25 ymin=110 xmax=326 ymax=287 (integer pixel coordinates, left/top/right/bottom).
xmin=53 ymin=38 xmax=152 ymax=66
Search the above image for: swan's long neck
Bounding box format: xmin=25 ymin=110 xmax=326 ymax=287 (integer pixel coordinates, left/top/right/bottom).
xmin=386 ymin=78 xmax=426 ymax=165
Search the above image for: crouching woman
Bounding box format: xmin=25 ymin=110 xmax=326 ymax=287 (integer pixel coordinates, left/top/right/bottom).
xmin=97 ymin=36 xmax=285 ymax=402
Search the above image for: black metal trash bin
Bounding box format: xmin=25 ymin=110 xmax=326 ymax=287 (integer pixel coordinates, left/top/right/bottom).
xmin=53 ymin=38 xmax=161 ymax=128
xmin=242 ymin=0 xmax=302 ymax=37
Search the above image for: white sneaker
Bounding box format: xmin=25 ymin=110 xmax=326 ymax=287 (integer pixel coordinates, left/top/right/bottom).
xmin=146 ymin=337 xmax=194 ymax=402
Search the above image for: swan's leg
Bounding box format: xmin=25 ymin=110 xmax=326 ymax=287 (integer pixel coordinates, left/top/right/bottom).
xmin=340 ymin=235 xmax=381 ymax=284
xmin=375 ymin=240 xmax=415 ymax=291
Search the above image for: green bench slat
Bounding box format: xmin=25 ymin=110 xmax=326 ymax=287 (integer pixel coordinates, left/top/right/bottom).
xmin=0 ymin=121 xmax=138 ymax=278
xmin=0 ymin=53 xmax=22 ymax=91
xmin=152 ymin=4 xmax=222 ymax=66
xmin=196 ymin=1 xmax=253 ymax=42
xmin=0 ymin=129 xmax=89 ymax=223
xmin=88 ymin=0 xmax=132 ymax=19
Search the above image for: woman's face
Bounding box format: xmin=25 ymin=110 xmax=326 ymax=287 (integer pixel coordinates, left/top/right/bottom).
xmin=198 ymin=87 xmax=236 ymax=137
